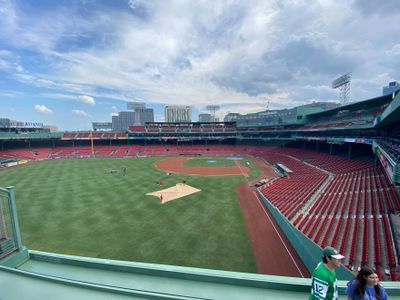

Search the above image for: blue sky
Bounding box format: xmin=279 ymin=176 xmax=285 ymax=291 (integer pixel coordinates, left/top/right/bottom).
xmin=1 ymin=0 xmax=399 ymax=130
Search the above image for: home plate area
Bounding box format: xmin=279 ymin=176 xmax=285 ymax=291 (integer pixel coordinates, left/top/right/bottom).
xmin=146 ymin=183 xmax=201 ymax=204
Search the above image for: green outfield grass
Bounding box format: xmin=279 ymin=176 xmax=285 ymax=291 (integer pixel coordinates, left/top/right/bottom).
xmin=0 ymin=156 xmax=263 ymax=273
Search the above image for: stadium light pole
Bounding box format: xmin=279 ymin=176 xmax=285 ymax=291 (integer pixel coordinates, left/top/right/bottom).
xmin=332 ymin=73 xmax=351 ymax=105
xmin=206 ymin=105 xmax=220 ymax=122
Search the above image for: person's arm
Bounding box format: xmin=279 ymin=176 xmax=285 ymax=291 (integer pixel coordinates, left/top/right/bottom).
xmin=381 ymin=287 xmax=388 ymax=300
xmin=345 ymin=280 xmax=355 ymax=300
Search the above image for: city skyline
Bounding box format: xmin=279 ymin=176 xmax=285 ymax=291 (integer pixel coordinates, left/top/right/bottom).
xmin=1 ymin=0 xmax=399 ymax=130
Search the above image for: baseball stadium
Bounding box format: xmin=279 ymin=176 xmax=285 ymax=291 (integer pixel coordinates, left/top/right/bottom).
xmin=1 ymin=92 xmax=400 ymax=299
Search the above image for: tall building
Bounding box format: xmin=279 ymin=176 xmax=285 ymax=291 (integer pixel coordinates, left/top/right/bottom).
xmin=134 ymin=108 xmax=154 ymax=125
xmin=198 ymin=113 xmax=213 ymax=122
xmin=112 ymin=111 xmax=135 ymax=131
xmin=383 ymin=81 xmax=400 ymax=96
xmin=164 ymin=106 xmax=192 ymax=122
xmin=126 ymin=102 xmax=154 ymax=125
xmin=94 ymin=102 xmax=154 ymax=131
xmin=127 ymin=102 xmax=146 ymax=110
xmin=224 ymin=113 xmax=240 ymax=122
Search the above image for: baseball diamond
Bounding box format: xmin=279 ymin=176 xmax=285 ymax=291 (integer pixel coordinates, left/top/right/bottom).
xmin=2 ymin=3 xmax=400 ymax=298
xmin=1 ymin=95 xmax=400 ymax=298
xmin=0 ymin=153 xmax=307 ymax=276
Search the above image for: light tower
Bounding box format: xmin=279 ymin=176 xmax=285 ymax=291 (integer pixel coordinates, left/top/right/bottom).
xmin=206 ymin=105 xmax=220 ymax=122
xmin=332 ymin=73 xmax=351 ymax=105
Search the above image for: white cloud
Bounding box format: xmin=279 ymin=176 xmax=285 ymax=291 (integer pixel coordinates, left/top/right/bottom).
xmin=386 ymin=44 xmax=400 ymax=56
xmin=0 ymin=49 xmax=24 ymax=73
xmin=111 ymin=105 xmax=117 ymax=110
xmin=43 ymin=1 xmax=371 ymax=106
xmin=72 ymin=109 xmax=89 ymax=117
xmin=35 ymin=104 xmax=53 ymax=114
xmin=77 ymin=95 xmax=95 ymax=106
xmin=110 ymin=112 xmax=118 ymax=117
xmin=0 ymin=90 xmax=23 ymax=97
xmin=0 ymin=0 xmax=17 ymax=32
xmin=128 ymin=0 xmax=142 ymax=10
xmin=1 ymin=0 xmax=400 ymax=129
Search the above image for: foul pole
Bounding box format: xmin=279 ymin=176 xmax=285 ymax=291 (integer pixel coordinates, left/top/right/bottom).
xmin=90 ymin=130 xmax=94 ymax=155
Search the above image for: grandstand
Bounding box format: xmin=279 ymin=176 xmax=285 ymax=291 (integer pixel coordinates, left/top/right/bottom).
xmin=1 ymin=91 xmax=400 ymax=298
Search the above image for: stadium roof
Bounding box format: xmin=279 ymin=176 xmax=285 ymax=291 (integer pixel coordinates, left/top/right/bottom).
xmin=306 ymin=93 xmax=395 ymax=119
xmin=376 ymin=91 xmax=400 ymax=127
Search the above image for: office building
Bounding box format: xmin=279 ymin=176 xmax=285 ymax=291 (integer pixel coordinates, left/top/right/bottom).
xmin=134 ymin=108 xmax=154 ymax=125
xmin=127 ymin=102 xmax=146 ymax=110
xmin=383 ymin=81 xmax=400 ymax=96
xmin=198 ymin=113 xmax=213 ymax=122
xmin=165 ymin=106 xmax=192 ymax=122
xmin=112 ymin=111 xmax=135 ymax=131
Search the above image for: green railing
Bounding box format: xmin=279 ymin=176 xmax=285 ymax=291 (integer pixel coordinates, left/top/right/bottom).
xmin=0 ymin=186 xmax=29 ymax=267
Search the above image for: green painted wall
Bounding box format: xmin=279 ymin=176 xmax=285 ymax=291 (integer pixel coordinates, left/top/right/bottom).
xmin=0 ymin=246 xmax=29 ymax=267
xmin=257 ymin=191 xmax=354 ymax=281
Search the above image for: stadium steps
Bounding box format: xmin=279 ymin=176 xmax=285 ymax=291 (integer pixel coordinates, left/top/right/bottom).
xmin=296 ymin=174 xmax=334 ymax=217
xmin=300 ymin=159 xmax=334 ymax=176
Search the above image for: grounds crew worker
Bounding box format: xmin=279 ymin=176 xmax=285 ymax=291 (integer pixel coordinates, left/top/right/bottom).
xmin=309 ymin=246 xmax=344 ymax=300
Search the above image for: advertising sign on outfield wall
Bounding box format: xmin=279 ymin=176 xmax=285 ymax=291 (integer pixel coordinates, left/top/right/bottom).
xmin=344 ymin=138 xmax=373 ymax=145
xmin=373 ymin=142 xmax=396 ymax=183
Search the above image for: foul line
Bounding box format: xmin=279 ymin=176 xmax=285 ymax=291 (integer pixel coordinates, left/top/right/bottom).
xmin=235 ymin=161 xmax=248 ymax=177
xmin=252 ymin=190 xmax=306 ymax=278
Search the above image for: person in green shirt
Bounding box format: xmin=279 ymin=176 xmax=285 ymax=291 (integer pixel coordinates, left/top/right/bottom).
xmin=309 ymin=246 xmax=344 ymax=300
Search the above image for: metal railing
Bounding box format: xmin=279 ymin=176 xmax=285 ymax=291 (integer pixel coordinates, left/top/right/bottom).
xmin=0 ymin=186 xmax=22 ymax=259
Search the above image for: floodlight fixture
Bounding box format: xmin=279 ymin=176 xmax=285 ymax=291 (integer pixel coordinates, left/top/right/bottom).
xmin=206 ymin=105 xmax=220 ymax=121
xmin=332 ymin=73 xmax=351 ymax=105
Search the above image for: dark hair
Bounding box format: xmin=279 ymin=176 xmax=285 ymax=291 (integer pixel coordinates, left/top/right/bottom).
xmin=352 ymin=266 xmax=382 ymax=300
xmin=322 ymin=255 xmax=336 ymax=264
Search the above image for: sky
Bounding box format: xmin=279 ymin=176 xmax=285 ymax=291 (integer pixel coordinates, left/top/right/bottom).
xmin=0 ymin=0 xmax=399 ymax=131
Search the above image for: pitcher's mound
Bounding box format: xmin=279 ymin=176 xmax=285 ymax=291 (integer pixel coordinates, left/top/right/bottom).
xmin=147 ymin=183 xmax=201 ymax=204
